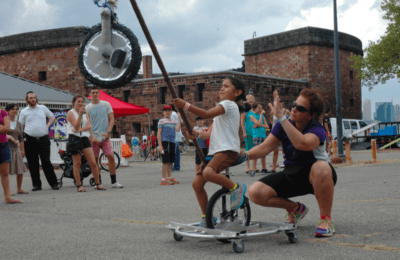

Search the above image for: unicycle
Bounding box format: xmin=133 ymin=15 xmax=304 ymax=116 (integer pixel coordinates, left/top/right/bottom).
xmin=204 ymin=155 xmax=251 ymax=243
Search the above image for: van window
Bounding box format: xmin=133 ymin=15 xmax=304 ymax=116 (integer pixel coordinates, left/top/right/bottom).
xmin=343 ymin=121 xmax=350 ymax=130
xmin=359 ymin=121 xmax=367 ymax=128
xmin=350 ymin=121 xmax=358 ymax=130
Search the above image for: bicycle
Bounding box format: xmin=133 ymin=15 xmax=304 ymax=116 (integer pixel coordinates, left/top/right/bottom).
xmin=99 ymin=151 xmax=120 ymax=171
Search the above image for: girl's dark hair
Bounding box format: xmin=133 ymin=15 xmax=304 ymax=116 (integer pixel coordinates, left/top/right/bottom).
xmin=72 ymin=95 xmax=85 ymax=106
xmin=242 ymin=103 xmax=251 ymax=113
xmin=226 ymin=76 xmax=246 ymax=102
xmin=252 ymin=102 xmax=262 ymax=110
xmin=225 ymin=76 xmax=247 ymax=113
xmin=5 ymin=103 xmax=17 ymax=112
xmin=299 ymin=89 xmax=324 ymax=124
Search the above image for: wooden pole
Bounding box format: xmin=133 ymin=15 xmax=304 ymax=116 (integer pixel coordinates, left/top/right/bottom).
xmin=129 ymin=0 xmax=206 ymax=164
xmin=332 ymin=140 xmax=337 ymax=156
xmin=371 ymin=139 xmax=377 ymax=163
xmin=345 ymin=141 xmax=351 ymax=164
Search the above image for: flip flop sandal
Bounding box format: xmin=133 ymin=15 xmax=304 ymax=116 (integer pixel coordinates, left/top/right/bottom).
xmin=77 ymin=185 xmax=86 ymax=192
xmin=9 ymin=193 xmax=15 ymax=196
xmin=5 ymin=199 xmax=22 ymax=204
xmin=254 ymin=169 xmax=260 ymax=173
xmin=17 ymin=191 xmax=29 ymax=194
xmin=95 ymin=183 xmax=107 ymax=190
xmin=245 ymin=170 xmax=251 ymax=174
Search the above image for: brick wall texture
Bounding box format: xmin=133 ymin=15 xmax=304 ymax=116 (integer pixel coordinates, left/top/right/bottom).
xmin=0 ymin=26 xmax=363 ymax=143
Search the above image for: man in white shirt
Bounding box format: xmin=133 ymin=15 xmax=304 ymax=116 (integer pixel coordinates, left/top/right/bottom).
xmin=171 ymin=105 xmax=182 ymax=171
xmin=19 ymin=91 xmax=59 ymax=191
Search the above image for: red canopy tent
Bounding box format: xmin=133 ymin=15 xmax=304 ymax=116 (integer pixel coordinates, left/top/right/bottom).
xmin=88 ymin=90 xmax=149 ymax=118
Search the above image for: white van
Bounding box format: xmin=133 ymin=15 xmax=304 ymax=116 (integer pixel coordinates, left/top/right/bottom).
xmin=329 ymin=118 xmax=368 ymax=140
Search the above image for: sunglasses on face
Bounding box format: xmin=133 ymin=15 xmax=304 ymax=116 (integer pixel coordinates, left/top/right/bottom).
xmin=292 ymin=101 xmax=310 ymax=113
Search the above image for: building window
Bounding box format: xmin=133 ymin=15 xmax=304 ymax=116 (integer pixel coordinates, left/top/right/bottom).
xmin=350 ymin=98 xmax=355 ymax=107
xmin=160 ymin=87 xmax=167 ymax=104
xmin=350 ymin=70 xmax=354 ymax=80
xmin=178 ymin=85 xmax=185 ymax=99
xmin=196 ymin=83 xmax=205 ymax=102
xmin=14 ymin=74 xmax=18 ymax=77
xmin=132 ymin=122 xmax=141 ymax=133
xmin=271 ymin=85 xmax=276 ymax=93
xmin=123 ymin=90 xmax=130 ymax=102
xmin=38 ymin=71 xmax=47 ymax=81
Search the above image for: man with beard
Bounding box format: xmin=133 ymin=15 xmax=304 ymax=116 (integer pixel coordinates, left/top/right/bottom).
xmin=19 ymin=91 xmax=59 ymax=191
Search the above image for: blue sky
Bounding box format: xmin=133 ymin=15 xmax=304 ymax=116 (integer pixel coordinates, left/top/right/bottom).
xmin=0 ymin=0 xmax=398 ymax=110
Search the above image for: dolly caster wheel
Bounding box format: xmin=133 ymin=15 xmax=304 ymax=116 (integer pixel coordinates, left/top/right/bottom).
xmin=89 ymin=178 xmax=96 ymax=187
xmin=232 ymin=241 xmax=244 ymax=253
xmin=173 ymin=232 xmax=183 ymax=241
xmin=57 ymin=179 xmax=63 ymax=188
xmin=286 ymin=231 xmax=298 ymax=243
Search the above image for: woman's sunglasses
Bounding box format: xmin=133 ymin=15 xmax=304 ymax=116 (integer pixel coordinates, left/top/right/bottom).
xmin=292 ymin=101 xmax=309 ymax=113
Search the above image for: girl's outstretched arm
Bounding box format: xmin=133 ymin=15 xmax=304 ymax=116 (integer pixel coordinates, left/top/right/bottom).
xmin=173 ymin=98 xmax=225 ymax=119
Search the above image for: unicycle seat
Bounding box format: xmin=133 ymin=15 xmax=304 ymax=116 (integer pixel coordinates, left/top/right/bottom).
xmin=204 ymin=155 xmax=245 ymax=168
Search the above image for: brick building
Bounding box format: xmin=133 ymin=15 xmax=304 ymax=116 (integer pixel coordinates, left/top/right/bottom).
xmin=0 ymin=26 xmax=363 ymax=142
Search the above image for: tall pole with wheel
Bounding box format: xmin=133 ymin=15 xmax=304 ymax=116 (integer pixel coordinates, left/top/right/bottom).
xmin=128 ymin=0 xmax=206 ymax=164
xmin=333 ymin=0 xmax=345 ymax=160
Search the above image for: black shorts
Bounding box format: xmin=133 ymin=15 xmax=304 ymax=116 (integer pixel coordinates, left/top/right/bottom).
xmin=151 ymin=146 xmax=157 ymax=149
xmin=161 ymin=141 xmax=175 ymax=163
xmin=67 ymin=135 xmax=92 ymax=155
xmin=195 ymin=148 xmax=209 ymax=165
xmin=258 ymin=162 xmax=337 ymax=199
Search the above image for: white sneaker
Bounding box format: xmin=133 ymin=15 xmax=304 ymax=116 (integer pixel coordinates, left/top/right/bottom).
xmin=278 ymin=163 xmax=285 ymax=168
xmin=111 ymin=182 xmax=124 ymax=188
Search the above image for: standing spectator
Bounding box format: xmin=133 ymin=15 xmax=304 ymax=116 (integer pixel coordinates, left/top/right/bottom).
xmin=5 ymin=104 xmax=28 ymax=196
xmin=158 ymin=105 xmax=181 ymax=185
xmin=270 ymin=105 xmax=291 ymax=172
xmin=142 ymin=131 xmax=148 ymax=144
xmin=250 ymin=103 xmax=269 ymax=174
xmin=19 ymin=91 xmax=59 ymax=191
xmin=66 ymin=95 xmax=106 ymax=192
xmin=131 ymin=133 xmax=140 ymax=160
xmin=323 ymin=108 xmax=333 ymax=156
xmin=149 ymin=131 xmax=157 ymax=161
xmin=86 ymin=86 xmax=123 ymax=188
xmin=0 ymin=108 xmax=21 ymax=203
xmin=171 ymin=105 xmax=183 ymax=171
xmin=140 ymin=140 xmax=148 ymax=158
xmin=193 ymin=116 xmax=208 ymax=174
xmin=240 ymin=95 xmax=256 ymax=174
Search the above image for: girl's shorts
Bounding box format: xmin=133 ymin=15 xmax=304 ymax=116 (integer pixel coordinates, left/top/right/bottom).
xmin=0 ymin=142 xmax=12 ymax=165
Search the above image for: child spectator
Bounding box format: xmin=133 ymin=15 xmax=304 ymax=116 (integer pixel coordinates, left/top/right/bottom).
xmin=193 ymin=116 xmax=208 ymax=174
xmin=157 ymin=105 xmax=181 ymax=185
xmin=173 ymin=76 xmax=247 ymax=226
xmin=149 ymin=131 xmax=157 ymax=161
xmin=140 ymin=140 xmax=148 ymax=158
xmin=250 ymin=103 xmax=269 ymax=174
xmin=131 ymin=133 xmax=140 ymax=160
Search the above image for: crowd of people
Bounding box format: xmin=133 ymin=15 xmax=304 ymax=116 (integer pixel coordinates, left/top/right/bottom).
xmin=0 ymin=77 xmax=336 ymax=237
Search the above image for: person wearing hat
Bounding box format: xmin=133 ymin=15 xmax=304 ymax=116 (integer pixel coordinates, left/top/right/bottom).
xmin=193 ymin=116 xmax=209 ymax=174
xmin=157 ymin=105 xmax=181 ymax=185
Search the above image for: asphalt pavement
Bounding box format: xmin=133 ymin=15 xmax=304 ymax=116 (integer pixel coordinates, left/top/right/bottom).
xmin=1 ymin=150 xmax=399 ymax=260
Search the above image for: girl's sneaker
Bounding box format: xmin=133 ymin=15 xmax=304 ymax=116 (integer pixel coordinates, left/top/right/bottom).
xmin=169 ymin=177 xmax=180 ymax=184
xmin=199 ymin=216 xmax=218 ymax=228
xmin=315 ymin=215 xmax=335 ymax=237
xmin=285 ymin=202 xmax=309 ymax=226
xmin=160 ymin=179 xmax=174 ymax=185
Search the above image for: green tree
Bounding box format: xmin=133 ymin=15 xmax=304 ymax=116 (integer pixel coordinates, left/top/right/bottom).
xmin=350 ymin=0 xmax=400 ymax=90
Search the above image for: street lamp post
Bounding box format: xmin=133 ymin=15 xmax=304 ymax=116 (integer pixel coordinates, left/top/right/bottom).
xmin=333 ymin=0 xmax=345 ymax=159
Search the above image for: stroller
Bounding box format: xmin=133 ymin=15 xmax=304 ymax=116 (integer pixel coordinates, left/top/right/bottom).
xmin=55 ymin=139 xmax=96 ymax=188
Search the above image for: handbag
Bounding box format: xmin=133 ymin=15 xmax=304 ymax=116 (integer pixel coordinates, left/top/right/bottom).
xmin=121 ymin=140 xmax=133 ymax=158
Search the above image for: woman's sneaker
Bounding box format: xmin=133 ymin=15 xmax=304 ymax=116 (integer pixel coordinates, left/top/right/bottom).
xmin=199 ymin=216 xmax=218 ymax=228
xmin=230 ymin=183 xmax=247 ymax=210
xmin=169 ymin=177 xmax=180 ymax=184
xmin=285 ymin=202 xmax=309 ymax=226
xmin=315 ymin=215 xmax=335 ymax=237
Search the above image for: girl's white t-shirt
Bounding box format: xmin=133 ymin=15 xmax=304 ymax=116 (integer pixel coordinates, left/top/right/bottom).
xmin=208 ymin=100 xmax=240 ymax=155
xmin=67 ymin=109 xmax=90 ymax=138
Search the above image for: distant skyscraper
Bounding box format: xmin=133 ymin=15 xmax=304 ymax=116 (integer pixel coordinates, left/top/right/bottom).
xmin=375 ymin=101 xmax=395 ymax=122
xmin=395 ymin=104 xmax=400 ymax=121
xmin=363 ymin=99 xmax=371 ymax=120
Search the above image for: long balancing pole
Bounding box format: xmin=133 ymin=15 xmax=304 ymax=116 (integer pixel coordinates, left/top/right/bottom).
xmin=129 ymin=0 xmax=206 ymax=163
xmin=333 ymin=0 xmax=345 ymax=159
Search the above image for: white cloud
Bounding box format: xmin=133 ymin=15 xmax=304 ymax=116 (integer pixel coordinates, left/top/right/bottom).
xmin=157 ymin=0 xmax=198 ymax=18
xmin=140 ymin=44 xmax=168 ymax=56
xmin=285 ymin=0 xmax=388 ymax=49
xmin=193 ymin=66 xmax=213 ymax=73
